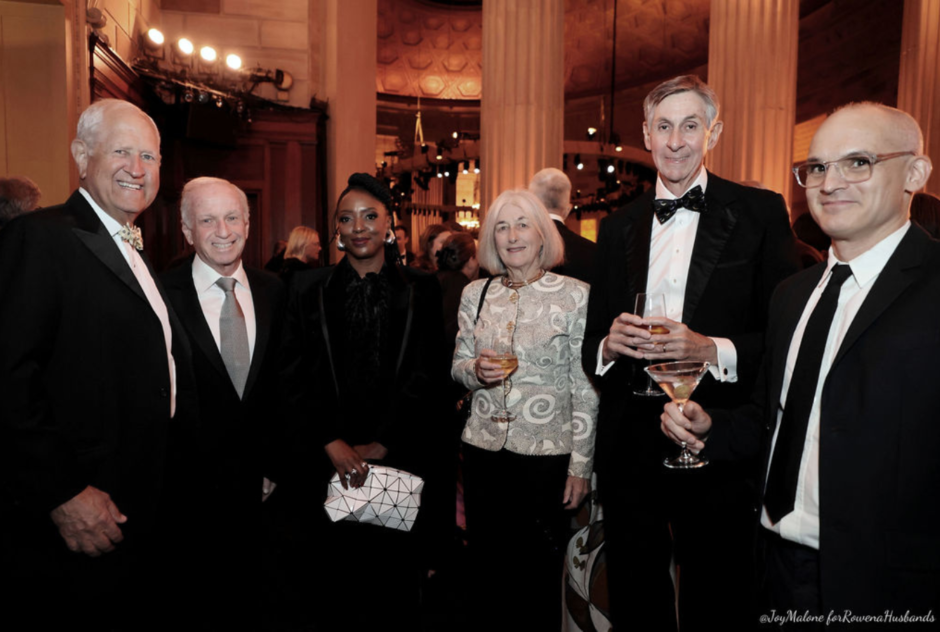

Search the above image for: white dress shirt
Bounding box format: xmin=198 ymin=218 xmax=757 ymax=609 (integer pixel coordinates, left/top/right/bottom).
xmin=762 ymin=221 xmax=911 ymax=548
xmin=79 ymin=187 xmax=177 ymax=417
xmin=191 ymin=254 xmax=256 ymax=361
xmin=596 ymin=167 xmax=737 ymax=382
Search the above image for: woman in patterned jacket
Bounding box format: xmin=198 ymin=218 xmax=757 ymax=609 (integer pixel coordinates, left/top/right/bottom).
xmin=452 ymin=189 xmax=598 ymax=632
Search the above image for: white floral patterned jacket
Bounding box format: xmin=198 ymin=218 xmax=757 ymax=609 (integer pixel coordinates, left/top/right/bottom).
xmin=451 ymin=272 xmax=599 ymax=478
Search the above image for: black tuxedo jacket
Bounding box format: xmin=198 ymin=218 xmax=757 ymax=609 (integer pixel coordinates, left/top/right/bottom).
xmin=582 ymin=172 xmax=800 ymax=475
xmin=160 ymin=258 xmax=287 ymax=507
xmin=551 ymin=218 xmax=597 ymax=284
xmin=0 ymin=191 xmax=196 ymax=563
xmin=708 ymin=225 xmax=940 ymax=614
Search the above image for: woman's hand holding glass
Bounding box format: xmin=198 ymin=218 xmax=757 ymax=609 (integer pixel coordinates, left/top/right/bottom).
xmin=475 ymin=348 xmax=510 ymax=384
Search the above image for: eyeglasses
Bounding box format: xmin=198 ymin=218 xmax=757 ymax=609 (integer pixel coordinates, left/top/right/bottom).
xmin=792 ymin=151 xmax=916 ymax=188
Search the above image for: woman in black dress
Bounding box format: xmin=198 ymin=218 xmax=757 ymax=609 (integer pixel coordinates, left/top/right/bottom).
xmin=279 ymin=173 xmax=450 ymax=628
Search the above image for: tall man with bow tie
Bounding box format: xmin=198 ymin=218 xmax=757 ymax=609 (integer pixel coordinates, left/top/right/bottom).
xmin=0 ymin=99 xmax=195 ymax=627
xmin=582 ymin=75 xmax=800 ymax=630
xmin=160 ymin=177 xmax=286 ymax=627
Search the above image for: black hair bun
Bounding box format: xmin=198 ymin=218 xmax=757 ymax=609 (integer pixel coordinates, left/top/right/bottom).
xmin=346 ymin=172 xmax=393 ymax=209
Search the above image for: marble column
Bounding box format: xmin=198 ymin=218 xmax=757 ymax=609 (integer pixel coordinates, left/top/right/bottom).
xmin=481 ymin=0 xmax=564 ymax=216
xmin=706 ymin=0 xmax=800 ymax=207
xmin=898 ymin=0 xmax=940 ymax=196
xmin=320 ymin=0 xmax=378 ymax=262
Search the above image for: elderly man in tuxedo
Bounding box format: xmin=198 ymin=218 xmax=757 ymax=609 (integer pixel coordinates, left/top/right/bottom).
xmin=160 ymin=177 xmax=286 ymax=626
xmin=663 ymin=103 xmax=937 ymax=624
xmin=529 ymin=167 xmax=597 ymax=283
xmin=0 ymin=99 xmax=194 ymax=626
xmin=582 ymin=75 xmax=800 ymax=630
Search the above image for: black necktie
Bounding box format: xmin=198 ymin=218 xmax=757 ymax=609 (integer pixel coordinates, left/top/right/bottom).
xmin=652 ymin=185 xmax=706 ymax=224
xmin=764 ymin=264 xmax=853 ymax=523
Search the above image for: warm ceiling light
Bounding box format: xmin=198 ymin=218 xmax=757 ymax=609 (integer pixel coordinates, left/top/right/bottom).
xmin=200 ymin=46 xmax=218 ymax=62
xmin=177 ymin=38 xmax=194 ymax=55
xmin=225 ymin=54 xmax=242 ymax=70
xmin=587 ymin=127 xmax=598 ymax=139
xmin=607 ymin=164 xmax=616 ymax=174
xmin=147 ymin=28 xmax=164 ymax=46
xmin=452 ymin=131 xmax=459 ymax=139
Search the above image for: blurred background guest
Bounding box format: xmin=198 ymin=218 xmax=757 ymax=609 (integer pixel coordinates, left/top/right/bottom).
xmin=395 ymin=224 xmax=416 ymax=265
xmin=0 ymin=175 xmax=41 ymax=231
xmin=452 ymin=189 xmax=598 ymax=632
xmin=415 ymin=223 xmax=451 ymax=272
xmin=436 ymin=231 xmax=480 ymax=344
xmin=263 ymin=239 xmax=288 ymax=273
xmin=278 ymin=225 xmax=321 ymax=284
xmin=529 ymin=167 xmax=596 ymax=283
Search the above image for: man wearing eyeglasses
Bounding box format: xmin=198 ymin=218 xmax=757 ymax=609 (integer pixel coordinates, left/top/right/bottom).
xmin=661 ymin=102 xmax=938 ymax=621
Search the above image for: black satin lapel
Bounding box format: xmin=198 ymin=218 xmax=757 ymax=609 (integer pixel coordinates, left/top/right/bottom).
xmin=683 ymin=200 xmax=738 ymax=325
xmin=319 ymin=282 xmax=342 ymax=399
xmin=625 ymin=207 xmax=653 ymax=303
xmin=831 ymin=230 xmax=925 ymax=369
xmin=73 ymin=226 xmax=148 ymax=303
xmin=395 ymin=283 xmax=415 ymax=377
xmin=769 ymin=268 xmax=824 ymax=410
xmin=244 ymin=273 xmax=271 ymax=396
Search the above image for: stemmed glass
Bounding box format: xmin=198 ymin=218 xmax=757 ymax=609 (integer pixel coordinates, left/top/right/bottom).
xmin=477 ymin=334 xmax=517 ymax=422
xmin=645 ymin=361 xmax=710 ymax=469
xmin=633 ymin=293 xmax=667 ymax=397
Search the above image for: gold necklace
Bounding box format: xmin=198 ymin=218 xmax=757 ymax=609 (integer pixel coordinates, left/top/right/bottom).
xmin=501 ymin=269 xmax=546 ymax=289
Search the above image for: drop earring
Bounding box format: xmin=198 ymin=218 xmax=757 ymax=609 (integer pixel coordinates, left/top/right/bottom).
xmin=385 ymin=227 xmax=396 ymax=245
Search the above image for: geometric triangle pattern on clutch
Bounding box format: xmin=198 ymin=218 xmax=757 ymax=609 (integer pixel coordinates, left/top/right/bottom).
xmin=324 ymin=465 xmax=424 ymax=532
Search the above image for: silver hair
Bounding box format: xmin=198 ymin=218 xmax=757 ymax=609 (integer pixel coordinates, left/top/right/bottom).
xmin=643 ymin=75 xmax=720 ymax=130
xmin=477 ymin=189 xmax=564 ymax=276
xmin=180 ymin=177 xmax=250 ymax=228
xmin=528 ymin=168 xmax=572 ymax=218
xmin=75 ymin=99 xmax=161 ymax=151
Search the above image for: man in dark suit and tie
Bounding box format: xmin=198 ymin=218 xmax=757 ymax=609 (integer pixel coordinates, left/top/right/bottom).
xmin=530 ymin=167 xmax=597 ymax=283
xmin=0 ymin=99 xmax=195 ymax=627
xmin=160 ymin=177 xmax=286 ymax=626
xmin=582 ymin=75 xmax=800 ymax=630
xmin=663 ymin=103 xmax=938 ymax=624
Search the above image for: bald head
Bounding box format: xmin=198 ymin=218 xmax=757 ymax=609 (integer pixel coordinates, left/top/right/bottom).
xmin=805 ymin=102 xmax=932 ymax=261
xmin=529 ymin=168 xmax=572 ymax=220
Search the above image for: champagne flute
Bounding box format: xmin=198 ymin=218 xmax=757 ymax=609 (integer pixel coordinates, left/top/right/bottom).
xmin=633 ymin=292 xmax=667 ymax=397
xmin=490 ymin=338 xmax=517 ymax=422
xmin=645 ymin=361 xmax=710 ymax=469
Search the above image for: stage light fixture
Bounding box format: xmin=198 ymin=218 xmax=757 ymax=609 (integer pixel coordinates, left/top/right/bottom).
xmin=575 ymin=154 xmax=584 ymax=170
xmin=200 ymin=46 xmax=217 ymax=63
xmin=225 ymin=54 xmax=242 ymax=70
xmin=147 ymin=29 xmax=164 ymax=46
xmin=177 ymin=38 xmax=194 ymax=56
xmin=587 ymin=127 xmax=597 ymax=140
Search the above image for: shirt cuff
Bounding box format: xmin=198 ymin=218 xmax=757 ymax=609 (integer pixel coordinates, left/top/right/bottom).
xmin=708 ymin=336 xmax=737 ymax=383
xmin=596 ymin=336 xmax=616 ymax=376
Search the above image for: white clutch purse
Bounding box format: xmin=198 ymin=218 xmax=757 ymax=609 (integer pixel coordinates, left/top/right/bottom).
xmin=323 ymin=465 xmax=424 ymax=532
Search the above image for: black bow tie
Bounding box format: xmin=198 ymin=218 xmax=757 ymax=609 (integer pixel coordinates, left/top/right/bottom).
xmin=652 ymin=185 xmax=706 ymax=224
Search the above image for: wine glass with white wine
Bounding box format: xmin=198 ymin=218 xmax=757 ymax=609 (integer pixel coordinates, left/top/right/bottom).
xmin=490 ymin=338 xmax=517 ymax=422
xmin=634 ymin=292 xmax=668 ymax=397
xmin=645 ymin=361 xmax=710 ymax=469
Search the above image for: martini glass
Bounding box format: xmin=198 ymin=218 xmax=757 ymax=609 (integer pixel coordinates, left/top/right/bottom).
xmin=645 ymin=361 xmax=710 ymax=469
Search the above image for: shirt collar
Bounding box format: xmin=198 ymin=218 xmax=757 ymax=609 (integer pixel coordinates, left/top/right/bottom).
xmin=548 ymin=213 xmax=565 ymax=223
xmin=79 ymin=187 xmax=125 ymax=239
xmin=655 ymin=166 xmax=708 ymax=201
xmin=822 ymin=221 xmax=911 ymax=289
xmin=192 ymin=252 xmax=249 ymax=293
